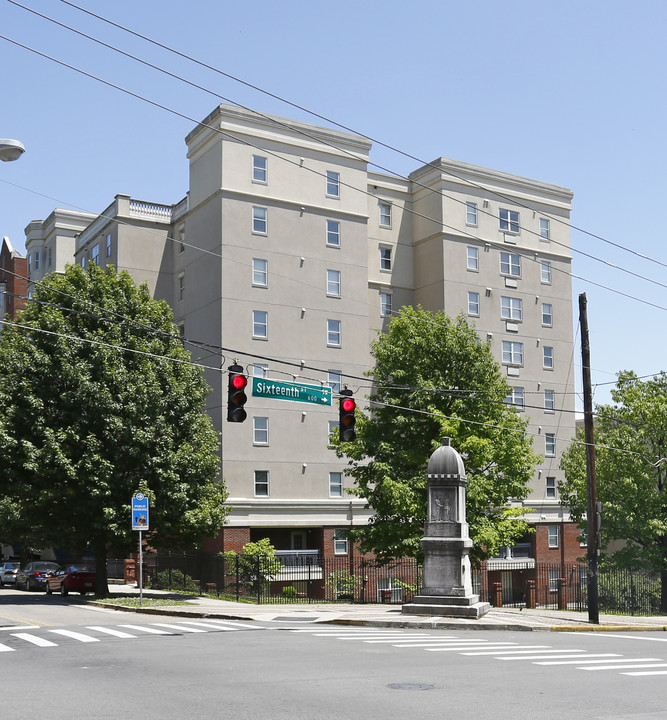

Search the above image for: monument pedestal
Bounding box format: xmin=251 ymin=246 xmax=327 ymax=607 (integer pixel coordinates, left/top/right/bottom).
xmin=402 ymin=594 xmax=490 ymax=619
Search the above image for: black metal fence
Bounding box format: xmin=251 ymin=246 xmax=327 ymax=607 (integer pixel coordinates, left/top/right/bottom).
xmin=112 ymin=551 xmax=664 ymax=616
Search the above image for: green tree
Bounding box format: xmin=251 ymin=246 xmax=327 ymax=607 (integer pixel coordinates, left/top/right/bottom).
xmin=559 ymin=371 xmax=667 ymax=611
xmin=334 ymin=306 xmax=539 ymax=564
xmin=0 ymin=264 xmax=228 ymax=594
xmin=222 ymin=538 xmax=281 ymax=597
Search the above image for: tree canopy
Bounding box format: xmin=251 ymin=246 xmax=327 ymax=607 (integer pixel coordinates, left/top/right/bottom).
xmin=559 ymin=371 xmax=667 ymax=610
xmin=0 ymin=264 xmax=228 ymax=593
xmin=334 ymin=306 xmax=539 ymax=564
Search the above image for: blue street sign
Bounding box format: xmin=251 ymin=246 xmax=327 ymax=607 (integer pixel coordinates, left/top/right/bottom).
xmin=132 ymin=493 xmax=149 ymax=531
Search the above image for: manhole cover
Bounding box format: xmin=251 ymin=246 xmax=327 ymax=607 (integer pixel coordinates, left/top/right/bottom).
xmin=387 ymin=683 xmax=435 ymax=691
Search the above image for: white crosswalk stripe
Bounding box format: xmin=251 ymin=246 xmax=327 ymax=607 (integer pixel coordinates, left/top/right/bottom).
xmin=11 ymin=633 xmax=58 ymax=647
xmin=117 ymin=624 xmax=174 ymax=635
xmin=86 ymin=626 xmax=138 ymax=638
xmin=49 ymin=629 xmax=99 ymax=643
xmin=0 ymin=644 xmax=14 ymax=652
xmin=150 ymin=623 xmax=208 ymax=633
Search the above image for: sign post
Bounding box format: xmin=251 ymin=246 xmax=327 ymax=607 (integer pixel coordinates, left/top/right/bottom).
xmin=132 ymin=493 xmax=149 ymax=606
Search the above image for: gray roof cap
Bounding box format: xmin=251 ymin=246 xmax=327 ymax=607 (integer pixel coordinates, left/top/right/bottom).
xmin=427 ymin=437 xmax=466 ymax=478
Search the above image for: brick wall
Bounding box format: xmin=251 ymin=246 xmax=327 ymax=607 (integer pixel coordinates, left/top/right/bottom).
xmin=534 ymin=521 xmax=584 ymax=564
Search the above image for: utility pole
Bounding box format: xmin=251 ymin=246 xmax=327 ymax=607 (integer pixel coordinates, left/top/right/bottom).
xmin=579 ymin=293 xmax=599 ymax=624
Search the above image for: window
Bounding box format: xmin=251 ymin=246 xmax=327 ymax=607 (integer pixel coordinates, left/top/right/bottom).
xmin=548 ymin=568 xmax=560 ymax=592
xmin=254 ymin=470 xmax=269 ymax=496
xmin=177 ymin=323 xmax=185 ymax=339
xmin=380 ymin=292 xmax=392 ymax=317
xmin=178 ymin=227 xmax=186 ymax=254
xmin=178 ymin=273 xmax=185 ymax=302
xmin=499 ymin=208 xmax=520 ymax=233
xmin=328 ymin=420 xmax=339 ymax=440
xmin=502 ymin=341 xmax=524 ymax=365
xmin=329 ymin=472 xmax=343 ymax=498
xmin=252 ymin=155 xmax=267 ymax=183
xmin=34 ymin=251 xmax=40 ymax=271
xmin=327 ymin=319 xmax=341 ymax=347
xmin=252 ymin=206 xmax=267 ymax=234
xmin=542 ymin=302 xmax=553 ymax=326
xmin=501 ymin=296 xmax=522 ymax=321
xmin=90 ymin=244 xmax=99 ymax=266
xmin=540 ymin=260 xmax=552 ymax=284
xmin=252 ymin=258 xmax=268 ymax=287
xmin=252 ymin=363 xmax=268 ymax=378
xmin=543 ymin=345 xmax=554 ymax=369
xmin=80 ymin=256 xmax=86 ymax=269
xmin=327 ymin=269 xmax=341 ymax=297
xmin=505 ymin=386 xmax=525 ymax=411
xmin=326 ymin=170 xmax=340 ymax=197
xmin=466 ymin=201 xmax=478 ymax=226
xmin=379 ymin=202 xmax=392 ymax=228
xmin=546 ymin=476 xmax=557 ymax=499
xmin=327 ymin=370 xmax=342 ymax=394
xmin=468 ymin=291 xmax=480 ymax=316
xmin=253 ymin=310 xmax=268 ymax=339
xmin=253 ymin=417 xmax=269 ymax=445
xmin=547 ymin=525 xmax=559 ymax=549
xmin=106 ymin=233 xmax=112 ymax=258
xmin=545 ymin=432 xmax=556 ymax=456
xmin=333 ymin=529 xmax=348 ymax=555
xmin=380 ymin=246 xmax=392 ymax=270
xmin=326 ymin=220 xmax=340 ymax=247
xmin=48 ymin=246 xmax=52 ymax=268
xmin=500 ymin=251 xmax=521 ymax=277
xmin=27 ymin=254 xmax=31 ymax=274
xmin=539 ymin=217 xmax=550 ymax=240
xmin=466 ymin=246 xmax=479 ymax=272
xmin=544 ymin=389 xmax=555 ymax=411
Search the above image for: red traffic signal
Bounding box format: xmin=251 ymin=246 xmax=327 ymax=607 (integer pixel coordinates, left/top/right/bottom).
xmin=227 ymin=364 xmax=248 ymax=422
xmin=339 ymin=389 xmax=357 ymax=442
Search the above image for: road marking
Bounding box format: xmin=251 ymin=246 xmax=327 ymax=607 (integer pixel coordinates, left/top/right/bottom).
xmin=0 ymin=625 xmax=40 ymax=631
xmin=585 ymin=663 xmax=667 ymax=672
xmin=0 ymin=644 xmax=15 ymax=652
xmin=49 ymin=629 xmax=100 ymax=643
xmin=426 ymin=644 xmax=521 ymax=653
xmin=150 ymin=623 xmax=207 ymax=633
xmin=10 ymin=633 xmax=58 ymax=647
xmin=391 ymin=640 xmax=497 ymax=647
xmin=461 ymin=646 xmax=562 ymax=656
xmin=503 ymin=654 xmax=621 ymax=662
xmin=117 ymin=624 xmax=174 ymax=635
xmin=194 ymin=620 xmax=260 ymax=630
xmin=623 ymin=669 xmax=667 ymax=676
xmin=178 ymin=621 xmax=246 ymax=630
xmin=86 ymin=626 xmax=137 ymax=639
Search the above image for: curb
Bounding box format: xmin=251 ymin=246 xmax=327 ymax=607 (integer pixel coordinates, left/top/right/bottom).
xmin=550 ymin=624 xmax=667 ymax=633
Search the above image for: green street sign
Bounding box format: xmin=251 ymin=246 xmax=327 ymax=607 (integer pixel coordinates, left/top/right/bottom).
xmin=252 ymin=377 xmax=332 ymax=406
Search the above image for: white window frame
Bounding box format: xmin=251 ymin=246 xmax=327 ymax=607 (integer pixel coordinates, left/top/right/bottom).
xmin=327 ymin=319 xmax=341 ymax=347
xmin=253 ymin=417 xmax=269 ymax=445
xmin=252 ymin=206 xmax=268 ymax=235
xmin=380 ymin=292 xmax=392 ymax=317
xmin=327 ymin=370 xmax=342 ymax=394
xmin=539 ymin=217 xmax=550 ymax=241
xmin=546 ymin=476 xmax=557 ymax=499
xmin=542 ymin=302 xmax=553 ymax=327
xmin=501 ymin=296 xmax=522 ymax=321
xmin=466 ymin=201 xmax=478 ymax=226
xmin=548 ymin=568 xmax=560 ymax=592
xmin=540 ymin=260 xmax=552 ymax=284
xmin=543 ymin=346 xmax=554 ymax=369
xmin=502 ymin=340 xmax=524 ymax=366
xmin=34 ymin=251 xmax=40 ymax=270
xmin=326 ymin=219 xmax=340 ymax=247
xmin=545 ymin=432 xmax=556 ymax=457
xmin=467 ymin=291 xmax=480 ymax=316
xmin=329 ymin=472 xmax=343 ymax=498
xmin=379 ymin=202 xmax=392 ymax=228
xmin=544 ymin=389 xmax=555 ymax=412
xmin=179 ymin=227 xmax=185 ymax=254
xmin=466 ymin=246 xmax=479 ymax=272
xmin=80 ymin=255 xmax=86 ymax=269
xmin=105 ymin=233 xmax=112 ymax=258
xmin=326 ymin=170 xmax=340 ymax=198
xmin=90 ymin=244 xmax=99 ymax=266
xmin=333 ymin=529 xmax=348 ymax=555
xmin=253 ymin=310 xmax=268 ymax=339
xmin=499 ymin=208 xmax=520 ymax=234
xmin=327 ymin=269 xmax=341 ymax=297
xmin=547 ymin=525 xmax=559 ymax=549
xmin=380 ymin=246 xmax=392 ymax=271
xmin=254 ymin=470 xmax=269 ymax=497
xmin=505 ymin=386 xmax=525 ymax=411
xmin=178 ymin=273 xmax=185 ymax=302
xmin=328 ymin=420 xmax=339 ymax=440
xmin=252 ymin=258 xmax=268 ymax=287
xmin=252 ymin=155 xmax=267 ymax=183
xmin=500 ymin=251 xmax=521 ymax=277
xmin=252 ymin=363 xmax=269 ymax=378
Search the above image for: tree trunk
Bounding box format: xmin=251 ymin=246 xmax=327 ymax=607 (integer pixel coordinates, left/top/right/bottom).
xmin=94 ymin=538 xmax=109 ymax=597
xmin=661 ymin=568 xmax=667 ymax=614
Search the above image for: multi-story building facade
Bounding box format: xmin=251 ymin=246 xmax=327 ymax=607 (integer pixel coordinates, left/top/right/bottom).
xmin=24 ymin=104 xmax=577 ymax=565
xmin=0 ymin=236 xmax=28 ymax=323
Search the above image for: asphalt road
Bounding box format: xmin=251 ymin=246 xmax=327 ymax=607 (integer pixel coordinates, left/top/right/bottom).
xmin=2 ymin=587 xmax=667 ymax=720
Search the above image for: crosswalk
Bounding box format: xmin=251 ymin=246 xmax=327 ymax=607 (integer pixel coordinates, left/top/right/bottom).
xmin=290 ymin=627 xmax=667 ymax=677
xmin=0 ymin=619 xmax=263 ymax=653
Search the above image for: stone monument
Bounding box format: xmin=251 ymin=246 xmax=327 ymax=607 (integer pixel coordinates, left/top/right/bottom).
xmin=402 ymin=437 xmax=490 ymax=618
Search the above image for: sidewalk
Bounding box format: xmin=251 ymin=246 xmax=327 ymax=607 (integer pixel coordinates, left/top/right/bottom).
xmin=99 ymin=584 xmax=667 ymax=632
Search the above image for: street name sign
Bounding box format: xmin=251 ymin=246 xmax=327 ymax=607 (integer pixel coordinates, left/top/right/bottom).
xmin=252 ymin=378 xmax=332 ymax=406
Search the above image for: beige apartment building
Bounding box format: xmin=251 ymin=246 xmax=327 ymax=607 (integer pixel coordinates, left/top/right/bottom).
xmin=25 ymin=104 xmax=577 ymax=565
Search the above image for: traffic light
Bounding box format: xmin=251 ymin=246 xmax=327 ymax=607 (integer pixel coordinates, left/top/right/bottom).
xmin=339 ymin=389 xmax=356 ymax=442
xmin=227 ymin=364 xmax=248 ymax=422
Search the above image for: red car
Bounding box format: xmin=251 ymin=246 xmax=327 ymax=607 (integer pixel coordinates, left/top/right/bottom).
xmin=44 ymin=565 xmax=96 ymax=596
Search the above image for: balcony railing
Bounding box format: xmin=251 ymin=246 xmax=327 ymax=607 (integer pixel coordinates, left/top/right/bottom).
xmin=275 ymin=550 xmax=322 ymax=567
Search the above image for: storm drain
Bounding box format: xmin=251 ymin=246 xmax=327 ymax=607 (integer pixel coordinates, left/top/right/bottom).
xmin=387 ymin=683 xmax=435 ymax=691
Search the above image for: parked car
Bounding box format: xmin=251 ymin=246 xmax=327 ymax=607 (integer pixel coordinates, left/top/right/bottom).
xmin=0 ymin=562 xmax=19 ymax=587
xmin=15 ymin=562 xmax=60 ymax=591
xmin=44 ymin=564 xmax=96 ymax=596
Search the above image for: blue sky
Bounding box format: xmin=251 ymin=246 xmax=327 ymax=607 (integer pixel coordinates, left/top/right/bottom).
xmin=1 ymin=0 xmax=665 ymax=409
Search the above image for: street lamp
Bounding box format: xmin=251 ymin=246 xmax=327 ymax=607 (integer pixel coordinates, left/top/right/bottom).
xmin=0 ymin=139 xmax=25 ymax=162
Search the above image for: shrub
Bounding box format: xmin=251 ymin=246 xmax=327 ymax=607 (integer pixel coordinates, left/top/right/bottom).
xmin=147 ymin=569 xmax=199 ymax=593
